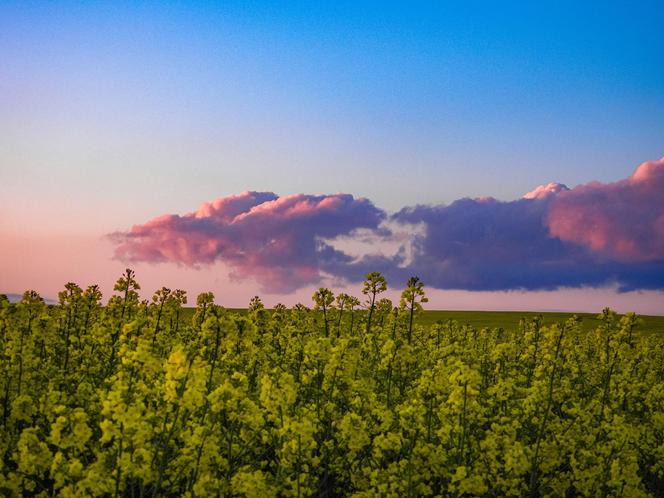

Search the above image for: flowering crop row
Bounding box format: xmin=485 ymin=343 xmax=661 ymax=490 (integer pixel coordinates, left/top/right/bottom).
xmin=0 ymin=270 xmax=662 ymax=496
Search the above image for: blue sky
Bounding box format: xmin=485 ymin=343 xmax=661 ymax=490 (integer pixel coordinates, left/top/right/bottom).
xmin=1 ymin=1 xmax=663 ymax=311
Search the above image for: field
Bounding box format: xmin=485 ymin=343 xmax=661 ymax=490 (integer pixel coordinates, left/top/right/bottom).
xmin=417 ymin=310 xmax=664 ymax=334
xmin=1 ymin=272 xmax=663 ymax=497
xmin=193 ymin=309 xmax=664 ymax=335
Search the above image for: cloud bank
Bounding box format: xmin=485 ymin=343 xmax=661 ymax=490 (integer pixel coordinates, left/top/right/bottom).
xmin=112 ymin=157 xmax=664 ymax=293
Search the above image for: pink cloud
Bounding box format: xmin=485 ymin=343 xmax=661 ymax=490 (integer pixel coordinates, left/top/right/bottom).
xmin=523 ymin=182 xmax=569 ymax=200
xmin=110 ymin=157 xmax=664 ymax=294
xmin=546 ymin=157 xmax=664 ymax=262
xmin=111 ymin=191 xmax=385 ymax=292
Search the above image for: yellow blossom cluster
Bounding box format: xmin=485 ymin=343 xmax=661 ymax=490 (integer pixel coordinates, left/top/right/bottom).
xmin=0 ymin=275 xmax=662 ymax=496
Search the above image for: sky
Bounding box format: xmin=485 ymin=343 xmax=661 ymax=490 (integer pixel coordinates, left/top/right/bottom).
xmin=1 ymin=1 xmax=663 ymax=313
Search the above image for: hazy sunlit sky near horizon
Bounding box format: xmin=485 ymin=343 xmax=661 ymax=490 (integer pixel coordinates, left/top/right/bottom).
xmin=1 ymin=1 xmax=663 ymax=313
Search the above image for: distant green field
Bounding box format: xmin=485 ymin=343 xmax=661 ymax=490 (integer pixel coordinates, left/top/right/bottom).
xmin=418 ymin=310 xmax=664 ymax=335
xmin=181 ymin=307 xmax=664 ymax=334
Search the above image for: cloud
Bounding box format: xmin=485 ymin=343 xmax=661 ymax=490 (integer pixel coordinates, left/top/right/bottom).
xmin=112 ymin=158 xmax=664 ymax=293
xmin=390 ymin=198 xmax=664 ymax=292
xmin=390 ymin=195 xmax=587 ymax=291
xmin=523 ymin=182 xmax=569 ymax=199
xmin=547 ymin=157 xmax=664 ymax=262
xmin=385 ymin=157 xmax=664 ymax=292
xmin=111 ymin=192 xmax=386 ymax=292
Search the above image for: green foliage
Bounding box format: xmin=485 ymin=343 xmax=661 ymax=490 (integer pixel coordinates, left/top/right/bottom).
xmin=312 ymin=288 xmax=335 ymax=338
xmin=362 ymin=271 xmax=388 ymax=335
xmin=0 ymin=272 xmax=663 ymax=496
xmin=400 ymin=276 xmax=428 ymax=344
